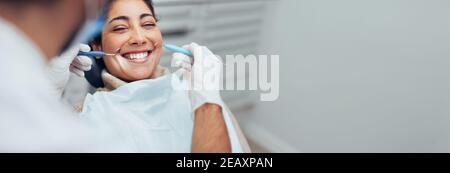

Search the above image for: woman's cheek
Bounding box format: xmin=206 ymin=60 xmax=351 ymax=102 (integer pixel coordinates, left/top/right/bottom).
xmin=105 ymin=58 xmax=121 ymax=73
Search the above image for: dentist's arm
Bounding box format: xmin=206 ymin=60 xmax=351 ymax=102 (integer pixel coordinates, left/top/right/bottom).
xmin=192 ymin=103 xmax=231 ymax=153
xmin=172 ymin=43 xmax=232 ymax=153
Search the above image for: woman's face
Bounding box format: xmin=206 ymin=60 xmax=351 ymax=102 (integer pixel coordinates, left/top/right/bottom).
xmin=99 ymin=0 xmax=163 ymax=81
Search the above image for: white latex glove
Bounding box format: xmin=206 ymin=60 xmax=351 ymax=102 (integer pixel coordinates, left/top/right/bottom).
xmin=171 ymin=42 xmax=224 ymax=111
xmin=48 ymin=44 xmax=92 ymax=97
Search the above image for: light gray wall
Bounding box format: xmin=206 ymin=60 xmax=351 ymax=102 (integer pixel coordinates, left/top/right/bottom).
xmin=240 ymin=0 xmax=450 ymax=152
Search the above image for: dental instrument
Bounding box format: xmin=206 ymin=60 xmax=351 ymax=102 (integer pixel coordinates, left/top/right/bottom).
xmin=78 ymin=48 xmax=121 ymax=58
xmin=164 ymin=43 xmax=193 ymax=57
xmin=77 ymin=51 xmax=114 ymax=57
xmin=79 ymin=44 xmax=192 ymax=57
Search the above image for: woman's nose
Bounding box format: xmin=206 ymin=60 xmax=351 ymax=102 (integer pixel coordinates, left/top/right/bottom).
xmin=129 ymin=28 xmax=147 ymax=46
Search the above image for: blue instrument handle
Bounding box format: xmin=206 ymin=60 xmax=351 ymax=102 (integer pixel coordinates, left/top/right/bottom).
xmin=164 ymin=44 xmax=193 ymax=57
xmin=77 ymin=51 xmax=109 ymax=57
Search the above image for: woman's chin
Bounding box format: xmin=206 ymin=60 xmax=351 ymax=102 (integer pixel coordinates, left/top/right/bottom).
xmin=122 ymin=70 xmax=153 ymax=81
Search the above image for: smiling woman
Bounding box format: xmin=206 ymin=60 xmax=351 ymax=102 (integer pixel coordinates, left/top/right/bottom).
xmin=75 ymin=0 xmax=251 ymax=153
xmin=91 ymin=0 xmax=163 ymax=82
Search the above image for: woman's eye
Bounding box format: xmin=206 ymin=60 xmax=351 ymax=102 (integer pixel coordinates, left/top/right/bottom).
xmin=112 ymin=26 xmax=127 ymax=32
xmin=143 ymin=23 xmax=156 ymax=29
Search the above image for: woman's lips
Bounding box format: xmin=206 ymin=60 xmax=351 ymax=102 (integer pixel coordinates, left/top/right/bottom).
xmin=118 ymin=50 xmax=152 ymax=64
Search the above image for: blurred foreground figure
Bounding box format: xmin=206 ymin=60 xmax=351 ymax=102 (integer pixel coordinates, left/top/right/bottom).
xmin=0 ymin=0 xmax=129 ymax=152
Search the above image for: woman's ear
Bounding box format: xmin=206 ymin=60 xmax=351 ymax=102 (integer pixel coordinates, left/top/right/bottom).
xmin=89 ymin=42 xmax=103 ymax=60
xmin=90 ymin=43 xmax=102 ymax=51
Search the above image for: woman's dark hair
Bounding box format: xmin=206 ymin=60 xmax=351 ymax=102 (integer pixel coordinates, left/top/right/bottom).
xmin=85 ymin=0 xmax=157 ymax=88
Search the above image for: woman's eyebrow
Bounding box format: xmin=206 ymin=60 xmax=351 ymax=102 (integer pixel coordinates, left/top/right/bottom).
xmin=140 ymin=13 xmax=153 ymax=19
xmin=108 ymin=16 xmax=129 ymax=24
xmin=108 ymin=13 xmax=153 ymax=24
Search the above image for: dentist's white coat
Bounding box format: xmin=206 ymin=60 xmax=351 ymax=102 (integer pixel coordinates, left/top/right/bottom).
xmin=0 ymin=18 xmax=129 ymax=152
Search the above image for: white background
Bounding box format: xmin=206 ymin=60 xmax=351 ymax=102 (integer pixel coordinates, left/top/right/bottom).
xmin=240 ymin=0 xmax=450 ymax=152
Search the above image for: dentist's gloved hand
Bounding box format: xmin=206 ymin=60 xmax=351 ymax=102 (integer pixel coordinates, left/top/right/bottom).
xmin=171 ymin=42 xmax=224 ymax=111
xmin=48 ymin=44 xmax=93 ymax=97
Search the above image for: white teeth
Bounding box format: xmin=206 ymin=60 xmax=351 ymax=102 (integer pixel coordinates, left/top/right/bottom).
xmin=127 ymin=52 xmax=148 ymax=59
